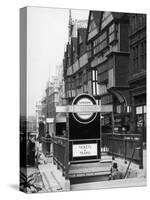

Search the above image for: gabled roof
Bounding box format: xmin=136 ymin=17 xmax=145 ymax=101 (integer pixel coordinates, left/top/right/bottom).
xmin=92 ymin=11 xmax=102 ymax=27
xmin=86 ymin=10 xmax=129 ymax=42
xmin=86 ymin=10 xmax=102 ymax=42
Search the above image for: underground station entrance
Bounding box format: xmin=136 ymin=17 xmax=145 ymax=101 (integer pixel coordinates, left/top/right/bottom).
xmin=52 ymin=94 xmax=143 ymax=184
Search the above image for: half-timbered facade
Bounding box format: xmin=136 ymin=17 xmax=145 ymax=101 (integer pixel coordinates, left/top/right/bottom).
xmin=86 ymin=11 xmax=131 ymax=131
xmin=63 ymin=11 xmax=146 ymax=137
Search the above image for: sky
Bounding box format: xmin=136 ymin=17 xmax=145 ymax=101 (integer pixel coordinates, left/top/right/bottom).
xmin=27 ymin=7 xmax=89 ymax=116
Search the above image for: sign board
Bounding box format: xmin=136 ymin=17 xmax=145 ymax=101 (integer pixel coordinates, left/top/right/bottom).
xmin=56 ymin=105 xmax=113 ymax=113
xmin=46 ymin=118 xmax=54 ymax=123
xmin=72 ymin=143 xmax=97 ymax=157
xmin=72 ymin=94 xmax=97 ymax=124
xmin=74 ymin=97 xmax=94 ymax=120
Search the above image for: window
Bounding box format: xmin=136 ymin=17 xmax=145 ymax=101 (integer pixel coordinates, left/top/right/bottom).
xmin=98 ymin=84 xmax=107 ymax=95
xmin=140 ymin=42 xmax=144 ymax=69
xmin=92 ymin=70 xmax=98 ymax=96
xmin=108 ymin=23 xmax=117 ymax=44
xmin=136 ymin=105 xmax=146 ymax=132
xmin=76 ymin=75 xmax=79 ymax=88
xmin=72 ymin=76 xmax=76 ymax=90
xmin=131 ymin=14 xmax=146 ymax=34
xmin=116 ymin=105 xmax=121 ymax=113
xmin=93 ymin=31 xmax=108 ymax=55
xmin=88 ymin=70 xmax=92 ymax=81
xmin=87 ymin=43 xmax=93 ymax=59
xmin=141 ymin=41 xmax=146 ymax=70
xmin=133 ymin=47 xmax=136 ymax=72
xmin=132 ymin=15 xmax=136 ymax=33
xmin=83 ymin=72 xmax=88 ymax=84
xmin=135 ymin=45 xmax=139 ymax=71
xmin=88 ymin=15 xmax=98 ymax=40
xmin=133 ymin=45 xmax=139 ymax=73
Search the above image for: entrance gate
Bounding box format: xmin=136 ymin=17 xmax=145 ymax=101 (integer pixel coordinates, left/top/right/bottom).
xmin=52 ymin=94 xmax=113 ymax=178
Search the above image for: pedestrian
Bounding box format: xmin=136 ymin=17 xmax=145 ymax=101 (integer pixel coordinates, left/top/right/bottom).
xmin=109 ymin=162 xmax=123 ymax=180
xmin=28 ymin=135 xmax=36 ymax=167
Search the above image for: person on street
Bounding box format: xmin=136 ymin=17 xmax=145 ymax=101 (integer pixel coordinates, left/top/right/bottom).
xmin=109 ymin=162 xmax=123 ymax=180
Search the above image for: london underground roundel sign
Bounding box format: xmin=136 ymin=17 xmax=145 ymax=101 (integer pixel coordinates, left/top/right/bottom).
xmin=72 ymin=94 xmax=97 ymax=124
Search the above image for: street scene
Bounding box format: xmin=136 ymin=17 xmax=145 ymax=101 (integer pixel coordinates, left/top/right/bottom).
xmin=20 ymin=7 xmax=146 ymax=193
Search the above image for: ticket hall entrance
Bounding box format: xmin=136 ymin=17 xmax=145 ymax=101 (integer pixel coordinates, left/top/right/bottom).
xmin=53 ymin=94 xmax=114 ymax=179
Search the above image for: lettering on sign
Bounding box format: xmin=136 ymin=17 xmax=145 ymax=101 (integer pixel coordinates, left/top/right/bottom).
xmin=76 ymin=98 xmax=94 ymax=120
xmin=72 ymin=143 xmax=97 ymax=157
xmin=72 ymin=94 xmax=97 ymax=124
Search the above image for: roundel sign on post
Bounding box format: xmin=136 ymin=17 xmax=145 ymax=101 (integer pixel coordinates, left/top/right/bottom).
xmin=72 ymin=94 xmax=97 ymax=124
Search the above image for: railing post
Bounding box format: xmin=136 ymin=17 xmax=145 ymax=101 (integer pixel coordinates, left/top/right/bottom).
xmin=124 ymin=134 xmax=127 ymax=164
xmin=111 ymin=112 xmax=115 ymax=160
xmin=139 ymin=134 xmax=143 ymax=169
xmin=112 ymin=135 xmax=115 ymax=160
xmin=65 ymin=140 xmax=69 ymax=179
xmin=100 ymin=112 xmax=102 ymax=158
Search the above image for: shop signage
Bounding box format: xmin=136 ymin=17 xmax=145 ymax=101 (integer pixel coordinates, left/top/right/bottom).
xmin=72 ymin=143 xmax=97 ymax=157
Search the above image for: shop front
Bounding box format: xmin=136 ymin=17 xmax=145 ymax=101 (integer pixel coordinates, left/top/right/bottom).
xmin=133 ymin=94 xmax=146 ymax=143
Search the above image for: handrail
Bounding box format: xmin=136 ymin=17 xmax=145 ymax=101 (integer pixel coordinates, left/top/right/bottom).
xmin=52 ymin=136 xmax=68 ymax=141
xmin=102 ymin=133 xmax=143 ymax=168
xmin=112 ymin=133 xmax=142 ymax=137
xmin=69 ymin=138 xmax=101 ymax=142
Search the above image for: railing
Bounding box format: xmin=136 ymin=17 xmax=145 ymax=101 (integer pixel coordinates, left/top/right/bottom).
xmin=41 ymin=137 xmax=51 ymax=156
xmin=101 ymin=133 xmax=111 ymax=153
xmin=102 ymin=133 xmax=143 ymax=169
xmin=52 ymin=136 xmax=69 ymax=177
xmin=41 ymin=136 xmax=51 ymax=143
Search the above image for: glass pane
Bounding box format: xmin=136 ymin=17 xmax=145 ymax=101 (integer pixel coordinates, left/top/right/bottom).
xmin=136 ymin=106 xmax=143 ymax=114
xmin=92 ymin=70 xmax=95 ymax=81
xmin=93 ymin=82 xmax=96 ymax=95
xmin=144 ymin=113 xmax=146 ymax=127
xmin=144 ymin=105 xmax=146 ymax=113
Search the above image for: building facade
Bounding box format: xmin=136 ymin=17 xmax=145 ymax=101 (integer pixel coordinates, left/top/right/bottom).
xmin=86 ymin=11 xmax=131 ymax=132
xmin=63 ymin=10 xmax=146 ymax=137
xmin=128 ymin=14 xmax=146 ymax=142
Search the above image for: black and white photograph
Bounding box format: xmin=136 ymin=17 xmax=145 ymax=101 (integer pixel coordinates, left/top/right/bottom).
xmin=20 ymin=6 xmax=146 ymax=193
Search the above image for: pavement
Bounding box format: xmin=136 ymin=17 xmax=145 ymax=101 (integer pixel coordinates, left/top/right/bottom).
xmin=37 ymin=150 xmax=146 ymax=192
xmin=38 ymin=159 xmax=70 ymax=192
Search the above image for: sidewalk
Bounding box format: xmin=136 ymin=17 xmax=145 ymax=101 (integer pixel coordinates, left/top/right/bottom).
xmin=38 ymin=162 xmax=70 ymax=192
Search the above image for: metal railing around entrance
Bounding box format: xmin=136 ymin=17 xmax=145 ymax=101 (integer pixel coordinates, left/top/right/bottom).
xmin=52 ymin=136 xmax=69 ymax=177
xmin=102 ymin=133 xmax=143 ymax=169
xmin=41 ymin=136 xmax=51 ymax=156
